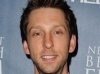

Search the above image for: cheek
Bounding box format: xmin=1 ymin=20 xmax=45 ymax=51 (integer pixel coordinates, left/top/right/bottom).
xmin=54 ymin=36 xmax=69 ymax=48
xmin=28 ymin=36 xmax=43 ymax=49
xmin=54 ymin=36 xmax=69 ymax=55
xmin=27 ymin=38 xmax=43 ymax=56
xmin=28 ymin=43 xmax=42 ymax=62
xmin=29 ymin=42 xmax=42 ymax=54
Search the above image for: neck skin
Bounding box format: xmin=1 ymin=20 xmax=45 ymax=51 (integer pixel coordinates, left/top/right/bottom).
xmin=34 ymin=63 xmax=68 ymax=74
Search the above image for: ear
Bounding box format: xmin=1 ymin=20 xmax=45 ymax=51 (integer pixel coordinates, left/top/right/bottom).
xmin=69 ymin=35 xmax=76 ymax=53
xmin=23 ymin=40 xmax=30 ymax=55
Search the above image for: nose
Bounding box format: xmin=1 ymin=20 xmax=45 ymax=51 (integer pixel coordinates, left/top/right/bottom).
xmin=44 ymin=34 xmax=53 ymax=49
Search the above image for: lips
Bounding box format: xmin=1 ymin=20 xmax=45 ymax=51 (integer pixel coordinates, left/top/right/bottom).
xmin=42 ymin=56 xmax=56 ymax=59
xmin=41 ymin=55 xmax=57 ymax=62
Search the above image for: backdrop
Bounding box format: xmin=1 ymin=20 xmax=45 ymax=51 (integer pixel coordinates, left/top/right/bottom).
xmin=0 ymin=0 xmax=100 ymax=74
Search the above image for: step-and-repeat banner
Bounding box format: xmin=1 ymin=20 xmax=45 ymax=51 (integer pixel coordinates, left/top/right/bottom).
xmin=0 ymin=0 xmax=100 ymax=74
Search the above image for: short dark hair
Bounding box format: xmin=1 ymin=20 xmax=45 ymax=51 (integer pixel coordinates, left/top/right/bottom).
xmin=20 ymin=0 xmax=78 ymax=42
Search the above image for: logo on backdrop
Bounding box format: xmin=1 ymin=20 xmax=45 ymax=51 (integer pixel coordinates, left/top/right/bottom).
xmin=0 ymin=37 xmax=4 ymax=74
xmin=71 ymin=0 xmax=100 ymax=4
xmin=85 ymin=46 xmax=100 ymax=74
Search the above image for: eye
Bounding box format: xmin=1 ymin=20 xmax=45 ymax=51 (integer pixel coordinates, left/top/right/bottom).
xmin=55 ymin=31 xmax=62 ymax=35
xmin=33 ymin=32 xmax=41 ymax=36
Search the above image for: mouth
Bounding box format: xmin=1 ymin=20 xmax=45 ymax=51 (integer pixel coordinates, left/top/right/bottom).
xmin=41 ymin=55 xmax=58 ymax=62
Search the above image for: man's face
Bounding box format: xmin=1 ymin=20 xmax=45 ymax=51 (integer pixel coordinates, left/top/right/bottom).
xmin=23 ymin=8 xmax=76 ymax=74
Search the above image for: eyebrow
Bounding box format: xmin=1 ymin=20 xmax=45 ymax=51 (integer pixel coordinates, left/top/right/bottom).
xmin=53 ymin=25 xmax=66 ymax=29
xmin=29 ymin=26 xmax=42 ymax=33
xmin=29 ymin=24 xmax=67 ymax=33
xmin=52 ymin=24 xmax=67 ymax=31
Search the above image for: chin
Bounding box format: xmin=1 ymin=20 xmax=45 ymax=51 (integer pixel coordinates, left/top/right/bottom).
xmin=37 ymin=66 xmax=61 ymax=74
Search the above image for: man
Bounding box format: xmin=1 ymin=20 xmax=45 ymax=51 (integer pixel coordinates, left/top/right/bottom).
xmin=20 ymin=0 xmax=78 ymax=74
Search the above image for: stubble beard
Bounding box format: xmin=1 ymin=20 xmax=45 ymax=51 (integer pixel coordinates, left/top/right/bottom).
xmin=33 ymin=59 xmax=67 ymax=74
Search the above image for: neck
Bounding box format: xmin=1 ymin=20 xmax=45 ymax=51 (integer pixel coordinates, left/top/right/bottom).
xmin=34 ymin=63 xmax=68 ymax=74
xmin=61 ymin=63 xmax=68 ymax=74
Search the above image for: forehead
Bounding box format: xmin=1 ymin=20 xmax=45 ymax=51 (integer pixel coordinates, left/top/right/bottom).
xmin=27 ymin=7 xmax=67 ymax=30
xmin=29 ymin=7 xmax=65 ymax=17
